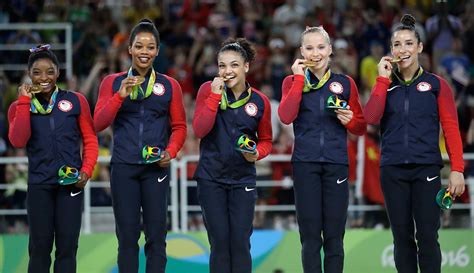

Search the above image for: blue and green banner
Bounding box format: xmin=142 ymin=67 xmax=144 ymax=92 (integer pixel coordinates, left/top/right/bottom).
xmin=1 ymin=230 xmax=472 ymax=273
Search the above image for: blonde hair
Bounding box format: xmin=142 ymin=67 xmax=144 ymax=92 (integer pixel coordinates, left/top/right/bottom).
xmin=301 ymin=26 xmax=331 ymax=45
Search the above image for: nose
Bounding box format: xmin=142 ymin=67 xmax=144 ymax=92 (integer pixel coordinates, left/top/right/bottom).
xmin=40 ymin=72 xmax=49 ymax=81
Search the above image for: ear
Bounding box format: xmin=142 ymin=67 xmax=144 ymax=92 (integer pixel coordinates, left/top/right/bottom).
xmin=418 ymin=42 xmax=423 ymax=54
xmin=328 ymin=44 xmax=333 ymax=56
xmin=245 ymin=62 xmax=249 ymax=73
xmin=128 ymin=46 xmax=132 ymax=55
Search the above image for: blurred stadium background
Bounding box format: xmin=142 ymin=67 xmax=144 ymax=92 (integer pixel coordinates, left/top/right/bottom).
xmin=0 ymin=0 xmax=473 ymax=272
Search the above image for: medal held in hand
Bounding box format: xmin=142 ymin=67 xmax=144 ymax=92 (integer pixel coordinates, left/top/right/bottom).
xmin=58 ymin=165 xmax=80 ymax=185
xmin=235 ymin=134 xmax=257 ymax=155
xmin=142 ymin=145 xmax=162 ymax=164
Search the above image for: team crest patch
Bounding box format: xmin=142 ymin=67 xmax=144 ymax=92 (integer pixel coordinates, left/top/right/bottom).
xmin=153 ymin=83 xmax=165 ymax=96
xmin=58 ymin=100 xmax=73 ymax=112
xmin=244 ymin=103 xmax=258 ymax=116
xmin=416 ymin=82 xmax=432 ymax=92
xmin=329 ymin=82 xmax=343 ymax=94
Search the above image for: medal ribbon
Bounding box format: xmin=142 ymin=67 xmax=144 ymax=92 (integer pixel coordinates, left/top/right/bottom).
xmin=303 ymin=69 xmax=331 ymax=93
xmin=127 ymin=67 xmax=156 ymax=100
xmin=30 ymin=86 xmax=59 ymax=114
xmin=393 ymin=66 xmax=424 ymax=85
xmin=220 ymin=86 xmax=252 ymax=110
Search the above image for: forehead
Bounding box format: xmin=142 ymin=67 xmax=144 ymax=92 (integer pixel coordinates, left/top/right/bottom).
xmin=31 ymin=58 xmax=57 ymax=69
xmin=132 ymin=32 xmax=156 ymax=44
xmin=302 ymin=32 xmax=328 ymax=45
xmin=392 ymin=29 xmax=417 ymax=41
xmin=218 ymin=50 xmax=244 ymax=63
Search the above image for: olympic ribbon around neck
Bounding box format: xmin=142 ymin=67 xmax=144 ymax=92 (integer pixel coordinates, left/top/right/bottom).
xmin=30 ymin=86 xmax=59 ymax=114
xmin=303 ymin=69 xmax=331 ymax=93
xmin=393 ymin=66 xmax=424 ymax=85
xmin=220 ymin=86 xmax=252 ymax=110
xmin=127 ymin=67 xmax=156 ymax=100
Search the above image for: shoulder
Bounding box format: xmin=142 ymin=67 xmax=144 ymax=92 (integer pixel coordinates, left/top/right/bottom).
xmin=251 ymin=87 xmax=271 ymax=107
xmin=198 ymin=81 xmax=212 ymax=92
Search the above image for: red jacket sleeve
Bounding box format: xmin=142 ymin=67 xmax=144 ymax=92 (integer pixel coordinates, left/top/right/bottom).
xmin=8 ymin=96 xmax=32 ymax=148
xmin=164 ymin=75 xmax=187 ymax=158
xmin=192 ymin=81 xmax=222 ymax=138
xmin=76 ymin=92 xmax=99 ymax=177
xmin=345 ymin=76 xmax=367 ymax=135
xmin=93 ymin=73 xmax=126 ymax=132
xmin=435 ymin=75 xmax=464 ymax=172
xmin=363 ymin=76 xmax=392 ymax=125
xmin=278 ymin=75 xmax=304 ymax=124
xmin=254 ymin=90 xmax=273 ymax=160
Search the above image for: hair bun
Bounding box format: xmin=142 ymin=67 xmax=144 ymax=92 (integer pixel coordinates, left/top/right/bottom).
xmin=400 ymin=14 xmax=416 ymax=28
xmin=138 ymin=18 xmax=153 ymax=24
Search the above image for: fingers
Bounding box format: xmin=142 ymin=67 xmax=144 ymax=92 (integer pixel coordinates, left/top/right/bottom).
xmin=158 ymin=151 xmax=172 ymax=168
xmin=291 ymin=59 xmax=305 ymax=75
xmin=335 ymin=109 xmax=353 ymax=125
xmin=75 ymin=173 xmax=89 ymax=188
xmin=242 ymin=150 xmax=259 ymax=162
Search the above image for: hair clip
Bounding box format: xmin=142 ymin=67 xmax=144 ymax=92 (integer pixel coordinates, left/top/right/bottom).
xmin=29 ymin=44 xmax=51 ymax=53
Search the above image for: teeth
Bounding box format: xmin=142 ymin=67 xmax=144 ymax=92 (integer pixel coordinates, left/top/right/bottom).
xmin=40 ymin=83 xmax=49 ymax=86
xmin=139 ymin=57 xmax=149 ymax=62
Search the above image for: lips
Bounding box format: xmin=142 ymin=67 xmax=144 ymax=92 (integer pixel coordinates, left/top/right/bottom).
xmin=138 ymin=56 xmax=151 ymax=63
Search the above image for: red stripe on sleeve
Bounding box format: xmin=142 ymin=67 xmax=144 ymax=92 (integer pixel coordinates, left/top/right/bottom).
xmin=278 ymin=75 xmax=304 ymax=124
xmin=164 ymin=75 xmax=187 ymax=158
xmin=345 ymin=76 xmax=367 ymax=135
xmin=435 ymin=75 xmax=464 ymax=172
xmin=254 ymin=89 xmax=273 ymax=160
xmin=192 ymin=81 xmax=222 ymax=138
xmin=363 ymin=76 xmax=391 ymax=125
xmin=76 ymin=92 xmax=99 ymax=177
xmin=93 ymin=73 xmax=125 ymax=132
xmin=8 ymin=96 xmax=32 ymax=148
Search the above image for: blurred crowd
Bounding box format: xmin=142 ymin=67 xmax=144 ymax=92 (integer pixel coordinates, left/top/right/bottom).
xmin=1 ymin=0 xmax=474 ymax=233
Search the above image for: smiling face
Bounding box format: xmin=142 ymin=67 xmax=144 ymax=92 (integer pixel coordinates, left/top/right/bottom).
xmin=128 ymin=32 xmax=159 ymax=73
xmin=29 ymin=58 xmax=59 ymax=93
xmin=300 ymin=32 xmax=332 ymax=73
xmin=391 ymin=29 xmax=423 ymax=71
xmin=217 ymin=50 xmax=248 ymax=90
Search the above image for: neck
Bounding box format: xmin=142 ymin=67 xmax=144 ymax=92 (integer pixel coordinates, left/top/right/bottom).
xmin=134 ymin=66 xmax=151 ymax=76
xmin=310 ymin=67 xmax=327 ymax=80
xmin=399 ymin=62 xmax=420 ymax=81
xmin=231 ymin=82 xmax=247 ymax=98
xmin=39 ymin=88 xmax=54 ymax=101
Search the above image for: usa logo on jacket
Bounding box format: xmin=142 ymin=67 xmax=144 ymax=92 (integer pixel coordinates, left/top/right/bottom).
xmin=58 ymin=100 xmax=73 ymax=112
xmin=245 ymin=103 xmax=258 ymax=116
xmin=416 ymin=82 xmax=432 ymax=92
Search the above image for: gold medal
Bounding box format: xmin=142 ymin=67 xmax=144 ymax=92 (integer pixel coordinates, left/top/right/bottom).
xmin=303 ymin=60 xmax=317 ymax=67
xmin=134 ymin=76 xmax=145 ymax=85
xmin=390 ymin=58 xmax=402 ymax=63
xmin=29 ymin=84 xmax=43 ymax=94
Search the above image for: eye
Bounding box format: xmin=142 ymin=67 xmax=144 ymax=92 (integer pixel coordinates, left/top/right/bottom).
xmin=218 ymin=64 xmax=225 ymax=69
xmin=134 ymin=45 xmax=142 ymax=49
xmin=318 ymin=45 xmax=325 ymax=50
xmin=231 ymin=63 xmax=239 ymax=68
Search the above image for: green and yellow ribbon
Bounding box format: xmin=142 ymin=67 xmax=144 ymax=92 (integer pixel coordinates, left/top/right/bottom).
xmin=30 ymin=86 xmax=58 ymax=115
xmin=393 ymin=66 xmax=424 ymax=86
xmin=303 ymin=68 xmax=331 ymax=93
xmin=220 ymin=86 xmax=252 ymax=110
xmin=127 ymin=67 xmax=156 ymax=100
